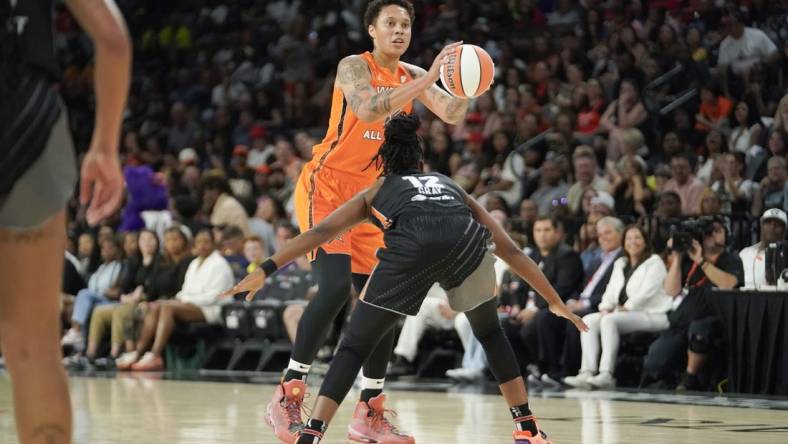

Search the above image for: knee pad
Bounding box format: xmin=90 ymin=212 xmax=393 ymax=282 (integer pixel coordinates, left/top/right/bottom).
xmin=688 ymin=333 xmax=710 ymax=354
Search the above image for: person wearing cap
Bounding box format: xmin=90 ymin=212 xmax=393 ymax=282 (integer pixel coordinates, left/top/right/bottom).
xmin=739 ymin=208 xmax=788 ymax=289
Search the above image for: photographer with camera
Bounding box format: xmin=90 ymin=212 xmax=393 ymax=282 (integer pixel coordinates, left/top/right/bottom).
xmin=739 ymin=208 xmax=788 ymax=288
xmin=641 ymin=217 xmax=743 ymax=390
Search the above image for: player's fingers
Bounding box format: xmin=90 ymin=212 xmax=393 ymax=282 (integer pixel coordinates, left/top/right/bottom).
xmin=79 ymin=173 xmax=93 ymax=206
xmin=85 ymin=181 xmax=106 ymax=225
xmin=245 ymin=288 xmax=261 ymax=302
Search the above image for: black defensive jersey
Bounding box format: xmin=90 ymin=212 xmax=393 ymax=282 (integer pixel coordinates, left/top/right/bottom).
xmin=362 ymin=171 xmax=492 ymax=315
xmin=0 ymin=0 xmax=62 ymax=195
xmin=368 ymin=170 xmax=471 ymax=232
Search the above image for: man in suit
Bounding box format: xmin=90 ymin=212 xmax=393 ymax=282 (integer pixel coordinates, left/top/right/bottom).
xmin=504 ymin=216 xmax=584 ymax=381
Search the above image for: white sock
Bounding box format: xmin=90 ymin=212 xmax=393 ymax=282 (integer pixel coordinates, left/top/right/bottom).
xmin=361 ymin=376 xmax=385 ymax=391
xmin=288 ymin=358 xmax=311 ymax=375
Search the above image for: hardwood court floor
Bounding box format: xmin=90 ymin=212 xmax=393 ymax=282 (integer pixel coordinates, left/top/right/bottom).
xmin=1 ymin=374 xmax=787 ymax=443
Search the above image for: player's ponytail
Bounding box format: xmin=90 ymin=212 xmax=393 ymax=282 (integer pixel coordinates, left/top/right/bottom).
xmin=367 ymin=113 xmax=423 ymax=176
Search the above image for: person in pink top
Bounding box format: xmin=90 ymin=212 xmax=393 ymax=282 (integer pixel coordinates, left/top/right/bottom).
xmin=663 ymin=153 xmax=708 ymax=215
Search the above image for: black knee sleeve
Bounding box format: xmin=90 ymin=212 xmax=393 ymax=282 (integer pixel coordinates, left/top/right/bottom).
xmin=466 ymin=299 xmax=521 ymax=383
xmin=319 ymin=302 xmax=401 ymax=404
xmin=291 ymin=250 xmax=353 ymax=364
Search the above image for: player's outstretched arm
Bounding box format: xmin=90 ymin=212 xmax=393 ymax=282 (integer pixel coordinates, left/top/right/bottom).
xmin=220 ymin=191 xmax=371 ymax=300
xmin=66 ymin=0 xmax=131 ymax=225
xmin=401 ymin=63 xmax=470 ymax=125
xmin=466 ymin=195 xmax=589 ymax=332
xmin=337 ymin=41 xmax=463 ymax=123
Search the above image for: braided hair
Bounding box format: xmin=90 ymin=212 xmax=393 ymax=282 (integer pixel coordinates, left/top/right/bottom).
xmin=368 ymin=113 xmax=423 ymax=176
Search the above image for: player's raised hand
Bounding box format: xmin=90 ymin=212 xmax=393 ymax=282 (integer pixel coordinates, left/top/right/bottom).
xmin=80 ymin=147 xmax=124 ymax=226
xmin=549 ymin=302 xmax=589 ymax=333
xmin=219 ymin=268 xmax=268 ymax=301
xmin=425 ymin=41 xmax=463 ymax=83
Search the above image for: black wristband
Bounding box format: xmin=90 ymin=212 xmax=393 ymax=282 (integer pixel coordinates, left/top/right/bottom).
xmin=261 ymin=258 xmax=278 ymax=275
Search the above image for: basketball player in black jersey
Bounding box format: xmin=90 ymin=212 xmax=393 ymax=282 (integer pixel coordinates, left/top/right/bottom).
xmin=223 ymin=114 xmax=587 ymax=444
xmin=0 ymin=1 xmax=129 ymax=443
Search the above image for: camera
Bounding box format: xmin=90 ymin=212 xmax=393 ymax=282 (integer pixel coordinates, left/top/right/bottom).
xmin=669 ymin=217 xmax=719 ymax=254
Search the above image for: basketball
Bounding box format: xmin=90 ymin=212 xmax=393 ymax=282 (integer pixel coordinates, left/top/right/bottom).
xmin=439 ymin=44 xmax=495 ymax=98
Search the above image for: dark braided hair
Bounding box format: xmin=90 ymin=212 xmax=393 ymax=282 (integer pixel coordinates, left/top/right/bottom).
xmin=367 ymin=113 xmax=423 ymax=176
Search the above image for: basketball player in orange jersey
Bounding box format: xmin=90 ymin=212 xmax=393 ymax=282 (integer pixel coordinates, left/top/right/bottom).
xmin=266 ymin=1 xmax=472 ymax=443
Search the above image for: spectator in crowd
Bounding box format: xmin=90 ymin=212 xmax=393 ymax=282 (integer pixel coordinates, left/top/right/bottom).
xmin=728 ymin=100 xmax=764 ymax=154
xmin=221 ymin=224 xmax=250 ymax=281
xmin=76 ymin=232 xmax=100 ymax=279
xmin=739 ymin=209 xmax=788 ymax=288
xmin=717 ymin=5 xmax=779 ymax=97
xmin=566 ymin=146 xmax=610 ymax=214
xmin=61 ymin=237 xmax=124 ymax=352
xmin=504 ymin=216 xmax=584 ymax=383
xmin=695 ymin=83 xmax=733 ymax=134
xmin=530 ymin=158 xmax=570 ymax=216
xmin=599 ymin=78 xmax=649 ymax=162
xmin=663 ymin=153 xmax=707 ymax=215
xmin=642 ymin=217 xmax=743 ymax=390
xmin=473 ymin=131 xmax=524 ymax=210
xmin=82 ymin=230 xmax=161 ymax=365
xmin=565 ymin=225 xmax=671 ymax=389
xmin=698 ymin=189 xmax=723 ymax=216
xmin=201 ymin=174 xmax=250 ymax=235
xmin=609 ymin=155 xmax=652 ymax=217
xmin=243 ymin=236 xmax=267 ymax=274
xmin=696 ymin=130 xmax=727 ymax=185
xmin=119 ymin=229 xmax=233 ymax=371
xmin=711 ymin=152 xmax=759 ymax=215
xmin=248 ymin=195 xmax=286 ymax=255
xmin=753 ymin=155 xmax=788 ymax=214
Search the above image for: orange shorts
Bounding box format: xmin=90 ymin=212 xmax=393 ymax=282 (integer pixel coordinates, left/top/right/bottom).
xmin=294 ymin=163 xmax=383 ymax=275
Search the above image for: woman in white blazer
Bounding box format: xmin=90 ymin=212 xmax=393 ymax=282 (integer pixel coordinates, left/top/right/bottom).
xmin=564 ymin=225 xmax=671 ymax=389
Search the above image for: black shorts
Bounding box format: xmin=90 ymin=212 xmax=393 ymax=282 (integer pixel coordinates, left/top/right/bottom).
xmin=361 ymin=214 xmax=494 ymax=316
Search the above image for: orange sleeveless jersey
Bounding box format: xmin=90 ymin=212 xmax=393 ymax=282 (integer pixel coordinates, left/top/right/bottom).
xmin=307 ymin=51 xmax=415 ymax=181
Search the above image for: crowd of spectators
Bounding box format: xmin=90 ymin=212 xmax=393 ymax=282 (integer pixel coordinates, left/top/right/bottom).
xmin=47 ymin=0 xmax=788 ymax=392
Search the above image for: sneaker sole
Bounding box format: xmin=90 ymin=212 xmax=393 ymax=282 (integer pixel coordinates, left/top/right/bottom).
xmin=347 ymin=427 xmax=378 ymax=443
xmin=266 ymin=402 xmax=298 ymax=444
xmin=348 ymin=426 xmax=386 ymax=443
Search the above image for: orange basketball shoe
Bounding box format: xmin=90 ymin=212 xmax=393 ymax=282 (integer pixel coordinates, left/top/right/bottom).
xmin=266 ymin=379 xmax=307 ymax=444
xmin=347 ymin=394 xmax=414 ymax=443
xmin=513 ymin=425 xmax=553 ymax=444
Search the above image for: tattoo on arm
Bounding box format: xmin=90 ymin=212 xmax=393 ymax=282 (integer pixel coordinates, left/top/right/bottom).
xmin=337 ymin=56 xmax=376 ymax=115
xmin=368 ymin=89 xmax=393 ymax=114
xmin=426 ymin=86 xmax=468 ymax=122
xmin=32 ymin=423 xmax=67 ymax=444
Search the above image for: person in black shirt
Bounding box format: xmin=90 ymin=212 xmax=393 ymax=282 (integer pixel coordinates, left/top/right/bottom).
xmin=642 ymin=217 xmax=743 ymax=390
xmin=223 ymin=114 xmax=586 ymax=444
xmin=504 ymin=216 xmax=585 ymax=384
xmin=0 ymin=1 xmax=130 ymax=442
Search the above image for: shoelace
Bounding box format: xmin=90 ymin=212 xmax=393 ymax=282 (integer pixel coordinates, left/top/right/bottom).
xmin=370 ymin=407 xmax=400 ymax=433
xmin=283 ymin=392 xmax=312 ymax=426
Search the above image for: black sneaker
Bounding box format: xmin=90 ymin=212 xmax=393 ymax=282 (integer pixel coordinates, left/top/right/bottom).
xmin=676 ymin=373 xmax=701 ymax=392
xmin=386 ymin=356 xmax=415 ymax=378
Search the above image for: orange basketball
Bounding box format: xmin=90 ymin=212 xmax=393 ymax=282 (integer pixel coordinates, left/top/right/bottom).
xmin=439 ymin=44 xmax=495 ymax=98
